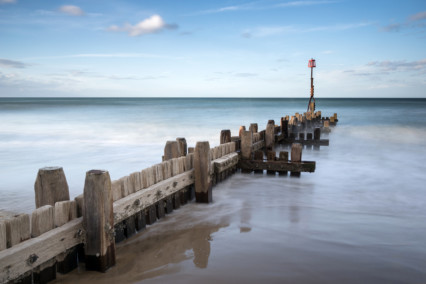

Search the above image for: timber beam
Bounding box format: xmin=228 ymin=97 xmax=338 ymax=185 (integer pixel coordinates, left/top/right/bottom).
xmin=237 ymin=159 xmax=315 ymax=173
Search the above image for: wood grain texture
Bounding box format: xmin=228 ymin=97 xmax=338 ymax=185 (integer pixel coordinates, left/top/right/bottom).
xmin=0 ymin=217 xmax=84 ymax=283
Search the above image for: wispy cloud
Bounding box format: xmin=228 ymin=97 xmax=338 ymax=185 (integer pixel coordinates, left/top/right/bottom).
xmin=381 ymin=10 xmax=426 ymax=33
xmin=367 ymin=59 xmax=426 ymax=73
xmin=0 ymin=59 xmax=29 ymax=68
xmin=25 ymin=53 xmax=185 ymax=61
xmin=0 ymin=0 xmax=16 ymax=4
xmin=191 ymin=0 xmax=336 ymax=15
xmin=275 ymin=1 xmax=338 ymax=8
xmin=108 ymin=14 xmax=177 ymax=36
xmin=59 ymin=5 xmax=85 ymax=16
xmin=409 ymin=11 xmax=426 ymax=21
xmin=243 ymin=22 xmax=371 ymax=38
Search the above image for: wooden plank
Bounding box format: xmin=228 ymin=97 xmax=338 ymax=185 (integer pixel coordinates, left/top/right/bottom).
xmin=212 ymin=152 xmax=239 ymax=173
xmin=74 ymin=194 xmax=84 ymax=218
xmin=0 ymin=217 xmax=84 ymax=283
xmin=111 ymin=180 xmax=122 ymax=202
xmin=252 ymin=140 xmax=265 ymax=152
xmin=238 ymin=160 xmax=315 ymax=173
xmin=130 ymin=171 xmax=142 ymax=192
xmin=54 ymin=201 xmax=71 ymax=227
xmin=1 ymin=213 xmax=30 ymax=249
xmin=113 ymin=170 xmax=194 ymax=224
xmin=281 ymin=138 xmax=329 ymax=146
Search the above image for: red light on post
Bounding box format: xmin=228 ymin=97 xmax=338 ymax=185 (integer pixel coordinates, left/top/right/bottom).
xmin=308 ymin=59 xmax=316 ymax=68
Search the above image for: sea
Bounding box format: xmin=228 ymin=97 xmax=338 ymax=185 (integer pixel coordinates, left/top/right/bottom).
xmin=1 ymin=98 xmax=426 ymax=283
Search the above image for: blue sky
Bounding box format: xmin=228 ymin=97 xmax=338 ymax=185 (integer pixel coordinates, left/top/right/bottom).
xmin=0 ymin=0 xmax=425 ymax=98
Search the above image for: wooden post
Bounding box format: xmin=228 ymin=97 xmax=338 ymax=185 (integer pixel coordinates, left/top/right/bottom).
xmin=314 ymin=127 xmax=321 ymax=150
xmin=194 ymin=142 xmax=212 ymax=203
xmin=0 ymin=221 xmax=6 ymax=251
xmin=220 ymin=130 xmax=231 ymax=144
xmin=83 ymin=170 xmax=115 ymax=272
xmin=306 ymin=133 xmax=313 ymax=150
xmin=279 ymin=151 xmax=289 ymax=176
xmin=265 ymin=120 xmax=275 ymax=151
xmin=240 ymin=130 xmax=253 ymax=160
xmin=253 ymin=150 xmax=263 ymax=174
xmin=164 ymin=141 xmax=181 ymax=160
xmin=299 ymin=133 xmax=305 ymax=141
xmin=267 ymin=151 xmax=276 ymax=175
xmin=176 ymin=138 xmax=187 ymax=156
xmin=281 ymin=118 xmax=288 ymax=138
xmin=34 ymin=167 xmax=70 ymax=208
xmin=249 ymin=123 xmax=258 ymax=133
xmin=290 ymin=144 xmax=302 ymax=177
xmin=239 ymin=126 xmax=246 ymax=137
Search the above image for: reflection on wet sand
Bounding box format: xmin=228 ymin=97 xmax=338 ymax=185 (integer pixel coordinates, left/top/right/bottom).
xmin=53 ymin=201 xmax=232 ymax=283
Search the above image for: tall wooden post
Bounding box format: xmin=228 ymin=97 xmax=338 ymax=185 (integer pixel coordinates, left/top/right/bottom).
xmin=220 ymin=130 xmax=231 ymax=144
xmin=265 ymin=120 xmax=275 ymax=151
xmin=281 ymin=118 xmax=288 ymax=138
xmin=34 ymin=167 xmax=70 ymax=208
xmin=164 ymin=141 xmax=181 ymax=160
xmin=279 ymin=151 xmax=289 ymax=176
xmin=240 ymin=130 xmax=253 ymax=160
xmin=83 ymin=170 xmax=115 ymax=272
xmin=239 ymin=126 xmax=246 ymax=137
xmin=314 ymin=127 xmax=321 ymax=150
xmin=290 ymin=144 xmax=302 ymax=177
xmin=194 ymin=142 xmax=212 ymax=203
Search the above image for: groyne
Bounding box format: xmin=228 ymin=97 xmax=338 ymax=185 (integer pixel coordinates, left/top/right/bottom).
xmin=0 ymin=111 xmax=337 ymax=284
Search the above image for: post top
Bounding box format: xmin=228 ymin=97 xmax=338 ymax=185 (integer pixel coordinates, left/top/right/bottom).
xmin=40 ymin=166 xmax=62 ymax=171
xmin=87 ymin=169 xmax=108 ymax=175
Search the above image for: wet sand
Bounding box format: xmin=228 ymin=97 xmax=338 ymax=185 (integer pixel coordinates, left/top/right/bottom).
xmin=53 ymin=171 xmax=426 ymax=284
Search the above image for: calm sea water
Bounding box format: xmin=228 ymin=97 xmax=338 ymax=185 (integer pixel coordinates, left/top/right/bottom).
xmin=1 ymin=98 xmax=426 ymax=283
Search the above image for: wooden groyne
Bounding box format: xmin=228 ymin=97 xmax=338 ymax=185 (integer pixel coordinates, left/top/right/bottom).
xmin=0 ymin=111 xmax=337 ymax=284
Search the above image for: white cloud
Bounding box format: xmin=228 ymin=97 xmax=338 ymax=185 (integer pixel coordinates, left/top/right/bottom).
xmin=108 ymin=15 xmax=177 ymax=36
xmin=59 ymin=5 xmax=85 ymax=16
xmin=0 ymin=0 xmax=16 ymax=4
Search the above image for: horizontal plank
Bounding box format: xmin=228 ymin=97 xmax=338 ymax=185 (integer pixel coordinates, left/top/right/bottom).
xmin=0 ymin=217 xmax=84 ymax=283
xmin=238 ymin=160 xmax=316 ymax=173
xmin=279 ymin=138 xmax=329 ymax=146
xmin=252 ymin=141 xmax=265 ymax=151
xmin=113 ymin=170 xmax=194 ymax=224
xmin=213 ymin=152 xmax=239 ymax=173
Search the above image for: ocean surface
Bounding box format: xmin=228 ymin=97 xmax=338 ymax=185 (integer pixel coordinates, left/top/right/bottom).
xmin=1 ymin=98 xmax=426 ymax=283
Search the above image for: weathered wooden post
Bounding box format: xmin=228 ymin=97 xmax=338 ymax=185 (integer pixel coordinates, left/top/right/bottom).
xmin=314 ymin=127 xmax=321 ymax=150
xmin=290 ymin=144 xmax=302 ymax=177
xmin=281 ymin=118 xmax=288 ymax=138
xmin=279 ymin=151 xmax=289 ymax=176
xmin=34 ymin=167 xmax=70 ymax=208
xmin=220 ymin=130 xmax=231 ymax=144
xmin=265 ymin=120 xmax=275 ymax=151
xmin=83 ymin=170 xmax=115 ymax=272
xmin=241 ymin=130 xmax=253 ymax=160
xmin=164 ymin=141 xmax=181 ymax=160
xmin=176 ymin=138 xmax=187 ymax=156
xmin=249 ymin=123 xmax=258 ymax=133
xmin=239 ymin=126 xmax=246 ymax=137
xmin=194 ymin=142 xmax=212 ymax=203
xmin=253 ymin=150 xmax=263 ymax=174
xmin=306 ymin=133 xmax=313 ymax=149
xmin=267 ymin=151 xmax=276 ymax=175
xmin=330 ymin=116 xmax=335 ymax=126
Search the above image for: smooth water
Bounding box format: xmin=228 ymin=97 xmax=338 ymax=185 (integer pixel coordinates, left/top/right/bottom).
xmin=1 ymin=98 xmax=426 ymax=283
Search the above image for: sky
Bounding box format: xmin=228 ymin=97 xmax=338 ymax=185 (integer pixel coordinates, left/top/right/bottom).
xmin=0 ymin=0 xmax=425 ymax=98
